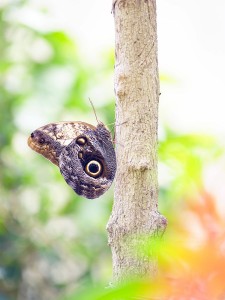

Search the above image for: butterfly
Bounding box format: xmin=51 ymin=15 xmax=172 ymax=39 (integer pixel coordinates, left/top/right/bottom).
xmin=28 ymin=121 xmax=116 ymax=199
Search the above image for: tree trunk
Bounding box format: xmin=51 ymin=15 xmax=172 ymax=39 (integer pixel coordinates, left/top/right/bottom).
xmin=107 ymin=0 xmax=167 ymax=284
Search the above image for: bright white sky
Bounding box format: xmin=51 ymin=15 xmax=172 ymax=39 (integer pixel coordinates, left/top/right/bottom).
xmin=51 ymin=0 xmax=225 ymax=138
xmin=15 ymin=0 xmax=225 ymax=138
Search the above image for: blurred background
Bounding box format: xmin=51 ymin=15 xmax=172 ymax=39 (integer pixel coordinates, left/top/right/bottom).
xmin=1 ymin=0 xmax=225 ymax=299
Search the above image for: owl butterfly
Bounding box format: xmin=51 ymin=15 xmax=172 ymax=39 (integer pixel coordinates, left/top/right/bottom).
xmin=28 ymin=121 xmax=116 ymax=199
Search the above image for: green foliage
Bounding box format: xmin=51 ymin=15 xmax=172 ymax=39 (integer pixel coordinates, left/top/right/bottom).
xmin=0 ymin=1 xmax=114 ymax=299
xmin=63 ymin=281 xmax=158 ymax=300
xmin=160 ymin=131 xmax=220 ymax=190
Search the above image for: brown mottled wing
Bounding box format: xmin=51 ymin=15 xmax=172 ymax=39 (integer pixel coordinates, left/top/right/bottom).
xmin=59 ymin=123 xmax=116 ymax=199
xmin=27 ymin=121 xmax=95 ymax=166
xmin=28 ymin=121 xmax=116 ymax=199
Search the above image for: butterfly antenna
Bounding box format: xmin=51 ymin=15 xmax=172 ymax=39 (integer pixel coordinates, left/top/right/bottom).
xmin=88 ymin=98 xmax=99 ymax=124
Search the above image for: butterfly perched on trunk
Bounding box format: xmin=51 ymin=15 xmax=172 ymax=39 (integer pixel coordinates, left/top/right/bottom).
xmin=28 ymin=121 xmax=116 ymax=199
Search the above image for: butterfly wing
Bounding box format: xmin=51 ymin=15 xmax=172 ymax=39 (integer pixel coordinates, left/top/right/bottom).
xmin=27 ymin=121 xmax=95 ymax=166
xmin=28 ymin=122 xmax=116 ymax=199
xmin=59 ymin=123 xmax=116 ymax=199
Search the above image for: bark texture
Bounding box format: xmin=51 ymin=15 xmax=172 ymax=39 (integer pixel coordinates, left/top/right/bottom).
xmin=107 ymin=0 xmax=167 ymax=283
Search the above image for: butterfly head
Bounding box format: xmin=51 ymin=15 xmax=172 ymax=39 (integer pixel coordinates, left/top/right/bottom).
xmin=28 ymin=130 xmax=61 ymax=166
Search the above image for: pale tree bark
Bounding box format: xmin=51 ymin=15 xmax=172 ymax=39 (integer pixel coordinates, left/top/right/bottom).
xmin=107 ymin=0 xmax=167 ymax=284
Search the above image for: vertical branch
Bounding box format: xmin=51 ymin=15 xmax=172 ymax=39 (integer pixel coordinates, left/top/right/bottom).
xmin=107 ymin=0 xmax=167 ymax=283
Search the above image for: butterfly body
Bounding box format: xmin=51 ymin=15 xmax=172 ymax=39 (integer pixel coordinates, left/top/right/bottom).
xmin=28 ymin=121 xmax=116 ymax=199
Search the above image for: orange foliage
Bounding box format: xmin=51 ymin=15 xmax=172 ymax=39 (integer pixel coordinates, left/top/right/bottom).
xmin=156 ymin=190 xmax=225 ymax=300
